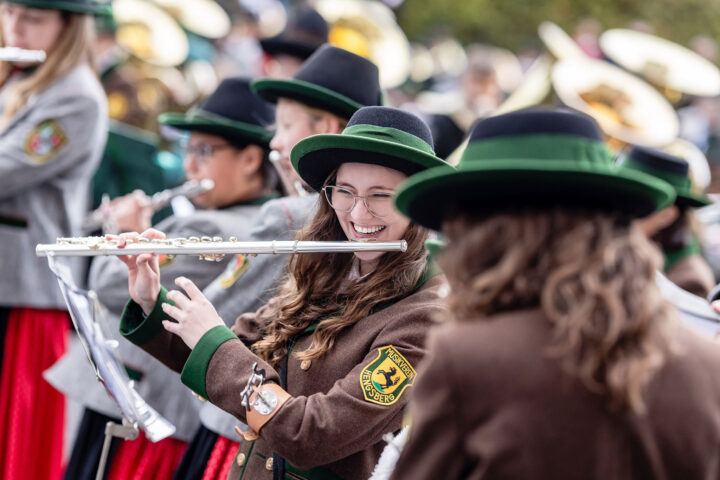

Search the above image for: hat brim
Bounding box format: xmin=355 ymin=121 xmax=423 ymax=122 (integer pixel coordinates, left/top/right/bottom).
xmin=251 ymin=78 xmax=363 ymax=119
xmin=395 ymin=161 xmax=676 ymax=231
xmin=675 ymin=192 xmax=712 ymax=208
xmin=291 ymin=133 xmax=450 ymax=192
xmin=4 ymin=0 xmax=110 ymax=14
xmin=159 ymin=112 xmax=273 ymax=147
xmin=259 ymin=38 xmax=317 ymax=60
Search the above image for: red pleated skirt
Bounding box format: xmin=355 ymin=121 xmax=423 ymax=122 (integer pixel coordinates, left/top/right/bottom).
xmin=107 ymin=432 xmax=187 ymax=480
xmin=0 ymin=307 xmax=70 ymax=480
xmin=202 ymin=435 xmax=241 ymax=480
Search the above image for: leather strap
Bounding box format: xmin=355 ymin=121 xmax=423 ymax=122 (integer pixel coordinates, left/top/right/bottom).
xmin=244 ymin=383 xmax=291 ymax=438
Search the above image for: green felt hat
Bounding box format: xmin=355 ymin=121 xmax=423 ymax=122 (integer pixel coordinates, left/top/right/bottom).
xmin=618 ymin=146 xmax=711 ymax=208
xmin=4 ymin=0 xmax=111 ymax=14
xmin=290 ymin=106 xmax=450 ymax=192
xmin=251 ymin=44 xmax=382 ymax=119
xmin=159 ymin=77 xmax=274 ymax=148
xmin=395 ymin=107 xmax=676 ymax=232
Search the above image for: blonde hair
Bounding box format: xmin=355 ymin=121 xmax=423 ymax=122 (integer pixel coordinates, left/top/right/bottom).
xmin=441 ymin=208 xmax=675 ymax=413
xmin=0 ymin=11 xmax=95 ymax=129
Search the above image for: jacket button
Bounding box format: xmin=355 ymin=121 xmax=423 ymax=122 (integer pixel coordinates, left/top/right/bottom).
xmin=236 ymin=453 xmax=246 ymax=467
xmin=300 ymin=359 xmax=311 ymax=371
xmin=265 ymin=457 xmax=274 ymax=470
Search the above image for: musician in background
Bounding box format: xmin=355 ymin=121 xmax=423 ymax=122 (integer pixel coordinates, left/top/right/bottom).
xmin=116 ymin=106 xmax=447 ymax=480
xmin=620 ymin=147 xmax=715 ymax=297
xmin=259 ymin=5 xmax=328 ymax=79
xmin=44 ymin=77 xmax=279 ymax=480
xmin=390 ymin=107 xmax=720 ymax=480
xmin=0 ymin=1 xmax=108 ymax=478
xmin=171 ymin=43 xmax=384 ymax=480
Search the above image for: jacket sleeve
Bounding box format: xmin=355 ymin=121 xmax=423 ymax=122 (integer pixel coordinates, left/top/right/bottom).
xmin=0 ymin=92 xmax=102 ymax=200
xmin=389 ymin=328 xmax=467 ymax=480
xmin=189 ymin=298 xmax=439 ymax=470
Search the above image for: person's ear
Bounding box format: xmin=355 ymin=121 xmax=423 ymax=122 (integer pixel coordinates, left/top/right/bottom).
xmin=236 ymin=145 xmax=264 ymax=175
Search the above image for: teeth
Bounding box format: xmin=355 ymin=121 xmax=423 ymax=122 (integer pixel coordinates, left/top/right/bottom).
xmin=353 ymin=224 xmax=385 ymax=234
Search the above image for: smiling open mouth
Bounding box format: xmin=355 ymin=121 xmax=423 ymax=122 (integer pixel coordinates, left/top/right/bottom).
xmin=352 ymin=223 xmax=386 ymax=235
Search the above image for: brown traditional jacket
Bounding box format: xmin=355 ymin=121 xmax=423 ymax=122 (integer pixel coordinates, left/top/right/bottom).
xmin=391 ymin=308 xmax=720 ymax=480
xmin=120 ymin=272 xmax=446 ymax=480
xmin=666 ymin=253 xmax=715 ymax=298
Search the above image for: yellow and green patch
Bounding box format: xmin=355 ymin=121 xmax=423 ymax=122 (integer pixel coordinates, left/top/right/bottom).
xmin=219 ymin=254 xmax=250 ymax=288
xmin=360 ymin=345 xmax=415 ymax=406
xmin=25 ymin=120 xmax=67 ymax=164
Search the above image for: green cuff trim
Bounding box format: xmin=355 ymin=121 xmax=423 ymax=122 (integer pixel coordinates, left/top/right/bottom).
xmin=119 ymin=287 xmax=174 ymax=345
xmin=181 ymin=325 xmax=238 ymax=399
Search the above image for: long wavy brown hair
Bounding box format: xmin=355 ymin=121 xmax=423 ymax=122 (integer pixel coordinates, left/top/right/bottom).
xmin=440 ymin=208 xmax=675 ymax=413
xmin=252 ymin=190 xmax=429 ymax=367
xmin=0 ymin=10 xmax=95 ymax=129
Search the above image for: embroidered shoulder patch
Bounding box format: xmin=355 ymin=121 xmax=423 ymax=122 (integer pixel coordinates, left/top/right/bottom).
xmin=158 ymin=254 xmax=176 ymax=269
xmin=24 ymin=120 xmax=67 ymax=164
xmin=360 ymin=346 xmax=416 ymax=406
xmin=218 ymin=254 xmax=250 ymax=289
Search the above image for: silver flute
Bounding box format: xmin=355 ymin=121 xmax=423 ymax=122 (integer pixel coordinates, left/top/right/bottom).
xmin=36 ymin=236 xmax=407 ymax=261
xmin=0 ymin=47 xmax=46 ymax=63
xmin=82 ymin=179 xmax=215 ymax=233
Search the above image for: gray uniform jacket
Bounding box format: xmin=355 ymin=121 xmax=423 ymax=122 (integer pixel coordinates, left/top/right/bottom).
xmin=44 ymin=202 xmax=267 ymax=440
xmin=0 ymin=64 xmax=107 ymax=308
xmin=199 ymin=193 xmax=319 ymax=439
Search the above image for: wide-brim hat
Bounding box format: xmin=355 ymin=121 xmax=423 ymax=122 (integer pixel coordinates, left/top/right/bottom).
xmin=618 ymin=146 xmax=711 ymax=208
xmin=4 ymin=0 xmax=111 ymax=14
xmin=259 ymin=6 xmax=328 ymax=60
xmin=159 ymin=77 xmax=274 ymax=148
xmin=395 ymin=107 xmax=676 ymax=232
xmin=291 ymin=106 xmax=450 ymax=191
xmin=251 ymin=44 xmax=382 ymax=119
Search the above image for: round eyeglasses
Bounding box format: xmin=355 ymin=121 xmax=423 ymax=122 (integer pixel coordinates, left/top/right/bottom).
xmin=322 ymin=185 xmax=394 ymax=218
xmin=183 ymin=142 xmax=235 ymax=164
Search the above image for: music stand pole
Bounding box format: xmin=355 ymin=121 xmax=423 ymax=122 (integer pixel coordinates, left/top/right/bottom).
xmin=95 ymin=417 xmax=139 ymax=480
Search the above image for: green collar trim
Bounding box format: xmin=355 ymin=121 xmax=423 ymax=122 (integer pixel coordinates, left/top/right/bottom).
xmin=246 ymin=193 xmax=280 ymax=205
xmin=342 ymin=124 xmax=434 ymax=155
xmin=664 ymin=236 xmax=702 ymax=271
xmin=461 ymin=134 xmax=612 ymax=168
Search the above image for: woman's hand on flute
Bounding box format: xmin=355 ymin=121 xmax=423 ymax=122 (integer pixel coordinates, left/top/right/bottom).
xmin=112 ymin=228 xmax=165 ymax=315
xmin=161 ymin=276 xmax=224 ymax=349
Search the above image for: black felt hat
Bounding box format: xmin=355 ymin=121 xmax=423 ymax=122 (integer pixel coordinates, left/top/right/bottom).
xmin=4 ymin=0 xmax=110 ymax=14
xmin=395 ymin=107 xmax=676 ymax=231
xmin=427 ymin=113 xmax=466 ymax=160
xmin=159 ymin=77 xmax=275 ymax=148
xmin=259 ymin=6 xmax=328 ymax=60
xmin=251 ymin=44 xmax=382 ymax=119
xmin=618 ymin=146 xmax=711 ymax=208
xmin=291 ymin=106 xmax=450 ymax=192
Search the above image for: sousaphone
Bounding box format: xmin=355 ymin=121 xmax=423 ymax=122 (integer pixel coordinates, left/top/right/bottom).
xmin=311 ymin=0 xmax=411 ymax=89
xmin=600 ymin=29 xmax=720 ymax=101
xmin=112 ymin=0 xmax=189 ymax=67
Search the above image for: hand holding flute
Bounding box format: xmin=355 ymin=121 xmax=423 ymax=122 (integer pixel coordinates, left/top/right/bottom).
xmin=114 ymin=228 xmax=224 ymax=348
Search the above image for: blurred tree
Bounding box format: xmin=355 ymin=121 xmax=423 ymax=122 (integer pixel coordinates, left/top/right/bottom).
xmin=397 ymin=0 xmax=720 ymax=55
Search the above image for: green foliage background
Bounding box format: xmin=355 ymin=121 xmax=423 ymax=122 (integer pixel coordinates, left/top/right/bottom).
xmin=396 ymin=0 xmax=720 ymax=53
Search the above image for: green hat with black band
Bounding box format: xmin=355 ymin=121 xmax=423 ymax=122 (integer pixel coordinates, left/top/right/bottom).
xmin=618 ymin=146 xmax=711 ymax=208
xmin=4 ymin=0 xmax=111 ymax=15
xmin=251 ymin=44 xmax=382 ymax=120
xmin=394 ymin=107 xmax=676 ymax=232
xmin=159 ymin=77 xmax=274 ymax=148
xmin=290 ymin=106 xmax=451 ymax=192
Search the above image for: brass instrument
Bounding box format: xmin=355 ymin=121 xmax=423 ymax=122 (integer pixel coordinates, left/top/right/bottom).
xmin=312 ymin=0 xmax=411 ymax=89
xmin=0 ymin=47 xmax=46 ymax=63
xmin=599 ymin=29 xmax=720 ymax=100
xmin=151 ymin=0 xmax=231 ymax=40
xmin=36 ymin=236 xmax=408 ymax=260
xmin=82 ymin=179 xmax=215 ymax=233
xmin=269 ymin=150 xmax=308 ymax=197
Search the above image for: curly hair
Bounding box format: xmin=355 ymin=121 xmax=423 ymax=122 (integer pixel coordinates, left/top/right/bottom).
xmin=251 ymin=194 xmax=429 ymax=367
xmin=440 ymin=208 xmax=675 ymax=413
